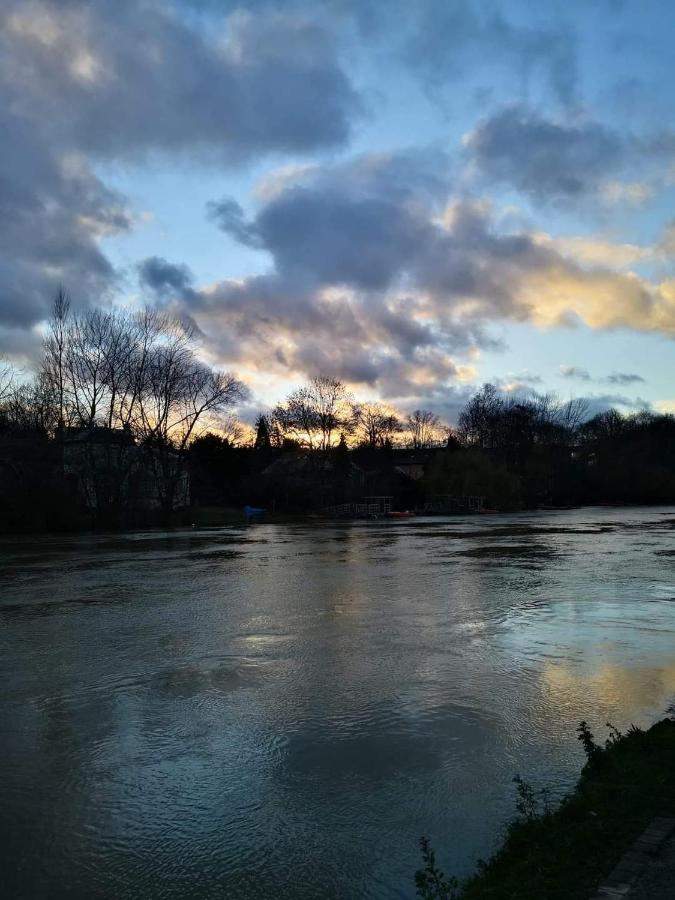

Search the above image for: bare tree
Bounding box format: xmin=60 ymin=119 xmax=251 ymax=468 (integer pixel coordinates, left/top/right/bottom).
xmin=0 ymin=357 xmax=15 ymax=406
xmin=355 ymin=402 xmax=401 ymax=448
xmin=137 ymin=322 xmax=244 ymax=514
xmin=457 ymin=383 xmax=503 ymax=449
xmin=272 ymin=393 xmax=321 ymax=450
xmin=273 ymin=376 xmax=355 ymax=451
xmin=2 ymin=372 xmax=58 ymax=434
xmin=556 ymin=396 xmax=590 ymax=432
xmin=63 ymin=308 xmax=115 ymax=428
xmin=42 ymin=288 xmax=71 ymax=428
xmin=214 ymin=413 xmax=249 ymax=447
xmin=406 ymin=408 xmax=441 ymax=449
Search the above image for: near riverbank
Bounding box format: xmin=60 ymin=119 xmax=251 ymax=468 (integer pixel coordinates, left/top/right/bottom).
xmin=417 ymin=718 xmax=675 ymax=900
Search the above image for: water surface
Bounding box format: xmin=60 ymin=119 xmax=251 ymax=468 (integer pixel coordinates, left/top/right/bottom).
xmin=2 ymin=507 xmax=675 ymax=898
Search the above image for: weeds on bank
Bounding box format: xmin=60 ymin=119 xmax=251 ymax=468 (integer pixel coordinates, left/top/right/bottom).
xmin=415 ymin=771 xmax=553 ymax=900
xmin=415 ymin=837 xmax=460 ymax=900
xmin=577 ymin=719 xmax=642 ymax=765
xmin=513 ymin=773 xmax=552 ymax=821
xmin=414 ymin=718 xmax=669 ymax=900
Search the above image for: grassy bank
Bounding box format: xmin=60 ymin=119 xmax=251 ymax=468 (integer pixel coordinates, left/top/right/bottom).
xmin=417 ymin=718 xmax=675 ymax=900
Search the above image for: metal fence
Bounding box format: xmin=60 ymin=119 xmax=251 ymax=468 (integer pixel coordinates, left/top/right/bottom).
xmin=322 ymin=496 xmax=393 ymax=517
xmin=423 ymin=495 xmax=485 ymax=512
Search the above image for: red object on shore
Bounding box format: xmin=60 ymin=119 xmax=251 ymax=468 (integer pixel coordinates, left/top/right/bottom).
xmin=387 ymin=511 xmax=416 ymax=518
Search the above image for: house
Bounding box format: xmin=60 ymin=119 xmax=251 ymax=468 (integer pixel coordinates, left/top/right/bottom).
xmin=60 ymin=426 xmax=189 ymax=511
xmin=259 ymin=450 xmax=365 ymax=509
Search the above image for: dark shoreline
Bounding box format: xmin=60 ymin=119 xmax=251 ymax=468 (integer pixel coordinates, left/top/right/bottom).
xmin=4 ymin=501 xmax=675 ymax=538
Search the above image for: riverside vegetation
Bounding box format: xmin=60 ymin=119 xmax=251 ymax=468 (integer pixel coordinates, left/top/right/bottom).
xmin=415 ymin=717 xmax=675 ymax=899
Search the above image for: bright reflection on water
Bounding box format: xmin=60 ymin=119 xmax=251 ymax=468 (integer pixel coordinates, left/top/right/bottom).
xmin=2 ymin=507 xmax=675 ymax=898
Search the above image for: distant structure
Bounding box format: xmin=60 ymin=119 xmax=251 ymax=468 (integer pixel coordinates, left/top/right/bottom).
xmin=60 ymin=426 xmax=190 ymax=511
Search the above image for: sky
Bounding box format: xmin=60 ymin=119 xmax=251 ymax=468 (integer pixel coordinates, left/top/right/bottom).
xmin=2 ymin=0 xmax=675 ymax=423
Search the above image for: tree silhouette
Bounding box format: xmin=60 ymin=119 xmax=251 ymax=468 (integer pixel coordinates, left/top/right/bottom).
xmin=254 ymin=414 xmax=272 ymax=451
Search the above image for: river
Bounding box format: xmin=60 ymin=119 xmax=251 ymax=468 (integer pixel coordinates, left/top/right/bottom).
xmin=2 ymin=507 xmax=675 ymax=898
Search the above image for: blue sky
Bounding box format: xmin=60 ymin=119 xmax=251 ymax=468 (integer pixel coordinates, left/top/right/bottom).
xmin=2 ymin=0 xmax=675 ymax=422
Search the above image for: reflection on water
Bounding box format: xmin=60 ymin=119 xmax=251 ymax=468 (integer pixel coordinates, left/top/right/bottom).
xmin=2 ymin=507 xmax=675 ymax=899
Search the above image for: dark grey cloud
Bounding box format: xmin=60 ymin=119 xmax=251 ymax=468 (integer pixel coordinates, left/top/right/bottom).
xmin=578 ymin=393 xmax=652 ymax=419
xmin=560 ymin=365 xmax=591 ymax=380
xmin=209 ymin=150 xmax=450 ymax=291
xmin=560 ymin=367 xmax=645 ymax=386
xmin=604 ymin=372 xmax=645 ymax=385
xmin=405 ymin=2 xmax=577 ymax=104
xmin=181 ymin=0 xmax=579 ymax=106
xmin=415 ymin=205 xmax=558 ymax=319
xmin=254 ymin=189 xmax=432 ymax=291
xmin=2 ymin=2 xmax=359 ymax=162
xmin=0 ymin=111 xmax=131 ymax=331
xmin=138 ymin=257 xmax=198 ymax=300
xmin=0 ymin=0 xmax=361 ymax=338
xmin=207 ymin=199 xmax=262 ymax=248
xmin=466 ymin=107 xmax=626 ymax=201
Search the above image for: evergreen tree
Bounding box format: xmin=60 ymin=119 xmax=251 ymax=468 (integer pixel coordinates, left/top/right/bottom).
xmin=254 ymin=414 xmax=272 ymax=451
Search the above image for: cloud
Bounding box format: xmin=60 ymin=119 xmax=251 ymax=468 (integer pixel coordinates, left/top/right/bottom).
xmin=2 ymin=2 xmax=359 ymax=161
xmin=560 ymin=365 xmax=591 ymax=380
xmin=464 ymin=106 xmax=674 ymax=206
xmin=496 ymin=372 xmax=543 ymax=394
xmin=0 ymin=118 xmax=132 ymax=332
xmin=599 ymin=181 xmax=654 ymax=207
xmin=536 ymin=234 xmax=652 ymax=268
xmin=578 ymin=393 xmax=652 ymax=419
xmin=132 ymin=148 xmax=675 ymax=408
xmin=159 ymin=270 xmax=477 ymax=402
xmin=560 ymin=367 xmax=646 ymax=387
xmin=208 ymin=150 xmax=450 ymax=291
xmin=604 ymin=372 xmax=645 ymax=385
xmin=189 ymin=0 xmax=580 ymax=106
xmin=464 ymin=107 xmax=625 ymax=202
xmin=404 ymin=2 xmax=577 ymax=104
xmin=207 ymin=199 xmax=262 ymax=248
xmin=658 ymin=221 xmax=675 ymax=257
xmin=138 ymin=257 xmax=196 ymax=298
xmin=3 ymin=1 xmax=673 ymax=408
xmin=0 ymin=0 xmax=361 ymax=335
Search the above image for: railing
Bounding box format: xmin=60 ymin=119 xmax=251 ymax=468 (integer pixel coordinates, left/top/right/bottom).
xmin=423 ymin=495 xmax=485 ymax=512
xmin=322 ymin=498 xmax=393 ymax=517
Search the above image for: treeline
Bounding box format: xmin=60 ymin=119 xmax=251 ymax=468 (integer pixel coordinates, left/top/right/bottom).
xmin=2 ymin=296 xmax=675 ymax=531
xmin=187 ymin=376 xmax=675 ymax=512
xmin=447 ymin=383 xmax=675 ymax=508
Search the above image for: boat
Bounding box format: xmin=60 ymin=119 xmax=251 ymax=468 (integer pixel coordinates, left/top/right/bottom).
xmin=387 ymin=510 xmax=416 ymax=518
